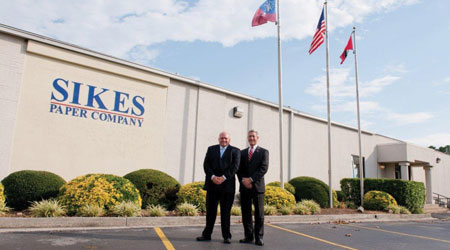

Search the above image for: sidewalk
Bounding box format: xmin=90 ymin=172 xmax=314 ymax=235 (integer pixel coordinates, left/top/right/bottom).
xmin=0 ymin=213 xmax=437 ymax=232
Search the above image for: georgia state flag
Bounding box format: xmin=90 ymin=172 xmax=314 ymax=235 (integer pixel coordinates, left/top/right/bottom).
xmin=252 ymin=0 xmax=276 ymax=27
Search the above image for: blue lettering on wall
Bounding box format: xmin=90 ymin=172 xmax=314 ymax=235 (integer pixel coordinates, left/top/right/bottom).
xmin=49 ymin=77 xmax=145 ymax=128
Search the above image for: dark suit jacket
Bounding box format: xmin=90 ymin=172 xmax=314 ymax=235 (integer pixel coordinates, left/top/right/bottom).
xmin=237 ymin=146 xmax=269 ymax=193
xmin=203 ymin=144 xmax=240 ymax=193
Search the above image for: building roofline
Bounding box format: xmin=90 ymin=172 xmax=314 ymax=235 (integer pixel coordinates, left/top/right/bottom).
xmin=0 ymin=23 xmax=377 ymax=136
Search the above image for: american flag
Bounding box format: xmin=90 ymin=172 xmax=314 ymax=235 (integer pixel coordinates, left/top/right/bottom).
xmin=309 ymin=8 xmax=326 ymax=54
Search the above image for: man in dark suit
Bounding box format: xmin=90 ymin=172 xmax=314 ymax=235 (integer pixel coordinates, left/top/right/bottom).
xmin=196 ymin=131 xmax=240 ymax=244
xmin=237 ymin=130 xmax=269 ymax=246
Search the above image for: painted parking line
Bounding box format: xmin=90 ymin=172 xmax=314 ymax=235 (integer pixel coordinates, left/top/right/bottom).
xmin=154 ymin=227 xmax=175 ymax=250
xmin=267 ymin=224 xmax=359 ymax=250
xmin=347 ymin=224 xmax=450 ymax=244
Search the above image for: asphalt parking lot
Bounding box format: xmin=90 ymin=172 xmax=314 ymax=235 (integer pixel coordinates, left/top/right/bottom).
xmin=0 ymin=221 xmax=449 ymax=250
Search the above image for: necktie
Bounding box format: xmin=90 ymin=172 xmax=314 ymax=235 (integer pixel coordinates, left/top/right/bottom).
xmin=248 ymin=147 xmax=253 ymax=161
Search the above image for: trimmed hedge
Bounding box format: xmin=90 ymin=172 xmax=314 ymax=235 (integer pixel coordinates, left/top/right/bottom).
xmin=341 ymin=178 xmax=425 ymax=213
xmin=363 ymin=190 xmax=397 ymax=211
xmin=58 ymin=174 xmax=141 ymax=215
xmin=2 ymin=170 xmax=66 ymax=210
xmin=289 ymin=176 xmax=331 ymax=208
xmin=264 ymin=186 xmax=296 ymax=209
xmin=124 ymin=169 xmax=180 ymax=210
xmin=267 ymin=181 xmax=296 ymax=196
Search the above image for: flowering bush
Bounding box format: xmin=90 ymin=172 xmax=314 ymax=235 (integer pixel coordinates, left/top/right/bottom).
xmin=363 ymin=190 xmax=397 ymax=211
xmin=264 ymin=186 xmax=296 ymax=209
xmin=58 ymin=174 xmax=141 ymax=215
xmin=267 ymin=181 xmax=296 ymax=196
xmin=176 ymin=182 xmax=206 ymax=212
xmin=0 ymin=183 xmax=5 ymax=205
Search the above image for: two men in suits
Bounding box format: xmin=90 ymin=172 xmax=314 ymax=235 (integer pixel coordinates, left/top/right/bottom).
xmin=237 ymin=130 xmax=269 ymax=246
xmin=197 ymin=131 xmax=241 ymax=244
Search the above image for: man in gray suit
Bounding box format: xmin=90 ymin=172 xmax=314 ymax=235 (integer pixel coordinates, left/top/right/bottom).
xmin=237 ymin=130 xmax=269 ymax=246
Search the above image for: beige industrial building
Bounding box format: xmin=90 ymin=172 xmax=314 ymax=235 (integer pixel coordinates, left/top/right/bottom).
xmin=0 ymin=24 xmax=448 ymax=204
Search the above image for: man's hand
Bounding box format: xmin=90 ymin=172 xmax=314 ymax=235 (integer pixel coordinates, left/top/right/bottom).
xmin=242 ymin=177 xmax=253 ymax=189
xmin=212 ymin=176 xmax=225 ymax=185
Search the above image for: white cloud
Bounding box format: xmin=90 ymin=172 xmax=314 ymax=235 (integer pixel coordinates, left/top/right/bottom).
xmin=360 ymin=75 xmax=400 ymax=97
xmin=126 ymin=45 xmax=160 ymax=64
xmin=333 ymin=101 xmax=381 ymax=114
xmin=433 ymin=76 xmax=450 ymax=86
xmin=406 ymin=133 xmax=450 ymax=147
xmin=385 ymin=111 xmax=433 ymax=125
xmin=0 ymin=0 xmax=419 ymax=61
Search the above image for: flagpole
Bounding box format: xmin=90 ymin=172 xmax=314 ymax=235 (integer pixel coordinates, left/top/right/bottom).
xmin=353 ymin=27 xmax=364 ymax=207
xmin=324 ymin=0 xmax=333 ymax=208
xmin=276 ymin=0 xmax=285 ymax=188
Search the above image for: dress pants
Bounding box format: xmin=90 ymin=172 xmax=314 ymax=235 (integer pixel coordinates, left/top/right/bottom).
xmin=240 ymin=190 xmax=264 ymax=240
xmin=202 ymin=190 xmax=235 ymax=239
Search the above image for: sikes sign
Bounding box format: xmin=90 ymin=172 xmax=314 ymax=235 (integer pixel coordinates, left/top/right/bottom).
xmin=49 ymin=78 xmax=145 ymax=127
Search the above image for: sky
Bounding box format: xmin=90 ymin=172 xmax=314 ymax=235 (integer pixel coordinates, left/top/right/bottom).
xmin=1 ymin=0 xmax=449 ymax=148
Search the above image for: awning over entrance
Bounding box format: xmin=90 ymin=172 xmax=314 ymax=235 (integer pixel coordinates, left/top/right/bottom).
xmin=377 ymin=142 xmax=439 ymax=166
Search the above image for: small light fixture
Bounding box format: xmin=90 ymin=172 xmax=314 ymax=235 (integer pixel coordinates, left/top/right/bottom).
xmin=436 ymin=157 xmax=441 ymax=164
xmin=379 ymin=164 xmax=385 ymax=169
xmin=233 ymin=106 xmax=243 ymax=118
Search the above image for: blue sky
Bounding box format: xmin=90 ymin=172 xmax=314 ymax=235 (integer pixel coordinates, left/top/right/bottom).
xmin=1 ymin=0 xmax=449 ymax=147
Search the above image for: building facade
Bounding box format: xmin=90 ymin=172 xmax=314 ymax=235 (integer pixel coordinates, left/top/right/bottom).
xmin=1 ymin=24 xmax=448 ymax=204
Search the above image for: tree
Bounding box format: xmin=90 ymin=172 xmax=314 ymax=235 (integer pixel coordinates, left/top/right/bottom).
xmin=429 ymin=145 xmax=450 ymax=155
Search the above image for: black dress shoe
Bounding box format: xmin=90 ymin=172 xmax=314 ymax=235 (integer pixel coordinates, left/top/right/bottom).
xmin=223 ymin=238 xmax=231 ymax=244
xmin=239 ymin=238 xmax=254 ymax=243
xmin=255 ymin=239 xmax=264 ymax=246
xmin=196 ymin=236 xmax=211 ymax=241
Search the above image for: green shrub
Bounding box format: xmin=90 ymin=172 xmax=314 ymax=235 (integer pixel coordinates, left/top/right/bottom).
xmin=58 ymin=174 xmax=141 ymax=215
xmin=293 ymin=204 xmax=310 ymax=215
xmin=299 ymin=199 xmax=321 ymax=215
xmin=29 ymin=199 xmax=66 ymax=217
xmin=289 ymin=176 xmax=331 ymax=208
xmin=336 ymin=190 xmax=344 ymax=202
xmin=345 ymin=201 xmax=357 ymax=209
xmin=231 ymin=205 xmax=241 ymax=216
xmin=363 ymin=190 xmax=397 ymax=211
xmin=109 ymin=201 xmax=141 ymax=217
xmin=176 ymin=182 xmax=207 ymax=212
xmin=146 ymin=204 xmax=167 ymax=217
xmin=264 ymin=205 xmax=278 ymax=215
xmin=340 ymin=178 xmax=425 ymax=213
xmin=176 ymin=202 xmax=198 ymax=216
xmin=2 ymin=170 xmax=66 ymax=210
xmin=124 ymin=169 xmax=180 ymax=210
xmin=279 ymin=206 xmax=293 ymax=215
xmin=78 ymin=204 xmax=105 ymax=217
xmin=267 ymin=181 xmax=296 ymax=196
xmin=264 ymin=186 xmax=296 ymax=209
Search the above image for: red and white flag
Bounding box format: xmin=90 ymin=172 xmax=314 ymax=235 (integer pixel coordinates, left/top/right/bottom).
xmin=309 ymin=8 xmax=326 ymax=54
xmin=340 ymin=35 xmax=353 ymax=64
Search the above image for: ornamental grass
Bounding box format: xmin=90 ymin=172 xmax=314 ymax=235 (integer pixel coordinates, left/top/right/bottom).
xmin=146 ymin=204 xmax=167 ymax=217
xmin=109 ymin=201 xmax=141 ymax=217
xmin=176 ymin=202 xmax=198 ymax=216
xmin=28 ymin=199 xmax=66 ymax=217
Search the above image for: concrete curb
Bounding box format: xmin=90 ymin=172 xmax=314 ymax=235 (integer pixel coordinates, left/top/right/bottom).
xmin=0 ymin=214 xmax=435 ymax=231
